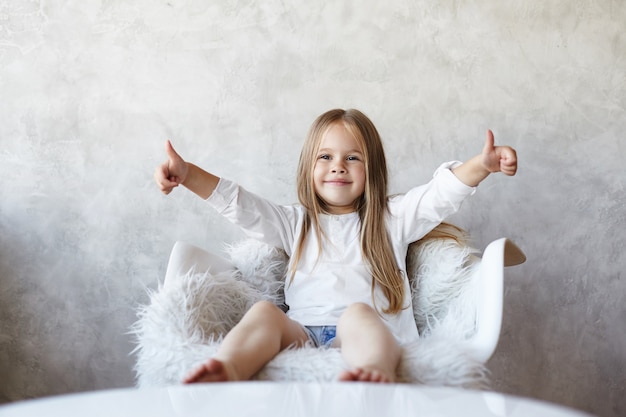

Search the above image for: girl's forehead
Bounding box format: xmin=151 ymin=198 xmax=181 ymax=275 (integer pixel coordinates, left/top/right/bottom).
xmin=318 ymin=122 xmax=363 ymax=151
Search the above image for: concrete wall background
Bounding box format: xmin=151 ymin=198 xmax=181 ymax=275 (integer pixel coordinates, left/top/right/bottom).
xmin=1 ymin=1 xmax=624 ymax=416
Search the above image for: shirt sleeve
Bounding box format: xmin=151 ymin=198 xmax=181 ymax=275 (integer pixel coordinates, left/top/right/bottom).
xmin=206 ymin=178 xmax=301 ymax=254
xmin=388 ymin=161 xmax=476 ymax=244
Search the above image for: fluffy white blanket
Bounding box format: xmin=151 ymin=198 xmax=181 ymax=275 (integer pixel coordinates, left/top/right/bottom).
xmin=132 ymin=235 xmax=489 ymax=389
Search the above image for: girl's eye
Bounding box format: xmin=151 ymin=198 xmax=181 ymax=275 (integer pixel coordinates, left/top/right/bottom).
xmin=319 ymin=154 xmax=331 ymax=160
xmin=347 ymin=155 xmax=360 ymax=161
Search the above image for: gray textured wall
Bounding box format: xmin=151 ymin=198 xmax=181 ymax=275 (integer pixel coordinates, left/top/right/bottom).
xmin=0 ymin=1 xmax=624 ymax=416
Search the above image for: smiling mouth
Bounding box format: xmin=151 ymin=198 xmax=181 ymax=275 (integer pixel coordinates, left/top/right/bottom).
xmin=325 ymin=180 xmax=351 ymax=185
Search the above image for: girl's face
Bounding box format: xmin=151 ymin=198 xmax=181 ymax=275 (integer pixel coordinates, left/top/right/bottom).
xmin=313 ymin=122 xmax=366 ymax=215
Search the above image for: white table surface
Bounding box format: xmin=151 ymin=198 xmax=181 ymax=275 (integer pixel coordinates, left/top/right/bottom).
xmin=0 ymin=382 xmax=593 ymax=417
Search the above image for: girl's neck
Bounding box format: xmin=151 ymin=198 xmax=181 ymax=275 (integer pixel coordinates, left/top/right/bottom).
xmin=321 ymin=209 xmax=358 ymax=216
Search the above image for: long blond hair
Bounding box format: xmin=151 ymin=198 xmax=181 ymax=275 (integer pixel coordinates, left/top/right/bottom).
xmin=291 ymin=109 xmax=404 ymax=314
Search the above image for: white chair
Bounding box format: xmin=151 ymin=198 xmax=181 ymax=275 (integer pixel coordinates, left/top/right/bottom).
xmin=132 ymin=224 xmax=525 ymax=388
xmin=468 ymin=237 xmax=526 ymax=363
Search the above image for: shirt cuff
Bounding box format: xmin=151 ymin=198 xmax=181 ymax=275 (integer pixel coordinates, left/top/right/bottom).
xmin=205 ymin=177 xmax=238 ymax=213
xmin=433 ymin=161 xmax=477 ymax=196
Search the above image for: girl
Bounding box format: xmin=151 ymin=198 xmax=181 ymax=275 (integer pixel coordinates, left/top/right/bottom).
xmin=154 ymin=108 xmax=517 ymax=383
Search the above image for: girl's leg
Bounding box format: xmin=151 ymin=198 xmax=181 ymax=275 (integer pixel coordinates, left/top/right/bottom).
xmin=184 ymin=300 xmax=309 ymax=383
xmin=335 ymin=302 xmax=402 ymax=383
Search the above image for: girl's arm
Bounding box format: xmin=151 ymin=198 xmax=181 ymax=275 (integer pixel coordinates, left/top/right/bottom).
xmin=452 ymin=130 xmax=517 ymax=187
xmin=154 ymin=140 xmax=220 ymax=199
xmin=155 ymin=140 xmax=299 ymax=252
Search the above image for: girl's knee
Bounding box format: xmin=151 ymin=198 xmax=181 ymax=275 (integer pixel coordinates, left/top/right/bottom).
xmin=338 ymin=302 xmax=377 ymax=327
xmin=344 ymin=302 xmax=377 ymax=316
xmin=248 ymin=300 xmax=282 ymax=314
xmin=246 ymin=300 xmax=283 ymax=319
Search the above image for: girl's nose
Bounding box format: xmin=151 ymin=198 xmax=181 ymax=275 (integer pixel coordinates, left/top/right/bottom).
xmin=331 ymin=164 xmax=347 ymax=174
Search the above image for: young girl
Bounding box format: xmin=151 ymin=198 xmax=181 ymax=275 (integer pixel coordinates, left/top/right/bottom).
xmin=154 ymin=108 xmax=517 ymax=383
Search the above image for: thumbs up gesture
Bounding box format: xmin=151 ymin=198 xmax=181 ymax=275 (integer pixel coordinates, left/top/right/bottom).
xmin=481 ymin=130 xmax=517 ymax=176
xmin=155 ymin=140 xmax=189 ymax=195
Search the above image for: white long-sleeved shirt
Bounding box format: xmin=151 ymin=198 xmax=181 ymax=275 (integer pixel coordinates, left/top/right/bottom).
xmin=206 ymin=162 xmax=475 ymax=344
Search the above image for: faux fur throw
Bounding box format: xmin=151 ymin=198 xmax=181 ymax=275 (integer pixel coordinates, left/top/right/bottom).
xmin=132 ymin=235 xmax=488 ymax=389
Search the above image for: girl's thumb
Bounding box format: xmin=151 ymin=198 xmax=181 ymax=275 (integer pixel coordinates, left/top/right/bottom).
xmin=483 ymin=130 xmax=495 ymax=153
xmin=165 ymin=140 xmax=180 ymax=160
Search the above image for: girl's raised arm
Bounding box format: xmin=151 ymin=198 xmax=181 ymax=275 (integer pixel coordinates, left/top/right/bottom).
xmin=452 ymin=130 xmax=517 ymax=187
xmin=154 ymin=140 xmax=220 ymax=199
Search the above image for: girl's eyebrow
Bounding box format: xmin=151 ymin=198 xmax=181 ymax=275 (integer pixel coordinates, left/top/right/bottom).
xmin=317 ymin=148 xmax=363 ymax=154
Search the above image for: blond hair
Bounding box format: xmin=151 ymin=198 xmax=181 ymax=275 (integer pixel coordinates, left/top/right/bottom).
xmin=292 ymin=109 xmax=404 ymax=314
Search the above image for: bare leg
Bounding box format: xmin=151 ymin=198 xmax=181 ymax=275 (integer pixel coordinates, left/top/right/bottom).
xmin=335 ymin=302 xmax=401 ymax=383
xmin=183 ymin=301 xmax=309 ymax=383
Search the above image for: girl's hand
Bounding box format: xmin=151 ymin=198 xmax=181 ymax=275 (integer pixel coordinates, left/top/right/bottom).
xmin=481 ymin=130 xmax=517 ymax=176
xmin=155 ymin=140 xmax=189 ymax=195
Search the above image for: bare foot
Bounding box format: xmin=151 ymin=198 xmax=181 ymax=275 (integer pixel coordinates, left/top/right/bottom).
xmin=183 ymin=358 xmax=233 ymax=384
xmin=338 ymin=368 xmax=394 ymax=383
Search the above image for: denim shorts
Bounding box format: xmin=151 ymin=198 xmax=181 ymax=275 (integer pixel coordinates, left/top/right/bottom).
xmin=304 ymin=326 xmax=337 ymax=348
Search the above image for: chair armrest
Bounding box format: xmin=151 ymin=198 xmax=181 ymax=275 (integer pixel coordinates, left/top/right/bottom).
xmin=164 ymin=241 xmax=236 ymax=288
xmin=466 ymin=238 xmax=526 ymax=363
